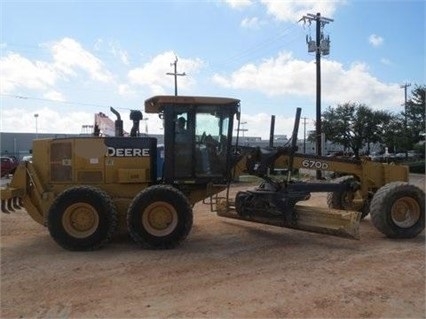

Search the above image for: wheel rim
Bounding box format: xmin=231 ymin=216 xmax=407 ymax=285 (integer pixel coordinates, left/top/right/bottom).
xmin=142 ymin=202 xmax=178 ymax=237
xmin=62 ymin=203 xmax=99 ymax=238
xmin=391 ymin=196 xmax=421 ymax=228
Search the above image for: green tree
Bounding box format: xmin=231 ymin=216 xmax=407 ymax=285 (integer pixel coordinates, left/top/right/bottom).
xmin=364 ymin=109 xmax=392 ymax=154
xmin=321 ymin=102 xmax=392 ymax=158
xmin=382 ymin=115 xmax=405 ymax=153
xmin=405 ymin=85 xmax=426 ymax=145
xmin=382 ymin=84 xmax=425 ymax=153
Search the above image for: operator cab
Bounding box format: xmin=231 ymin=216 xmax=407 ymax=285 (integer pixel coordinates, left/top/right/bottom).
xmin=145 ymin=95 xmax=240 ymax=184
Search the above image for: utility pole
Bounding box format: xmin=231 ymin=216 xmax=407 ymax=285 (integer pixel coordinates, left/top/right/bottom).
xmin=269 ymin=115 xmax=275 ymax=148
xmin=302 ymin=117 xmax=308 ymax=153
xmin=300 ymin=12 xmax=333 ymax=179
xmin=400 ymin=82 xmax=411 ymax=159
xmin=235 ymin=121 xmax=248 ymax=138
xmin=34 ymin=113 xmax=39 ymax=139
xmin=166 ymin=56 xmax=186 ymax=96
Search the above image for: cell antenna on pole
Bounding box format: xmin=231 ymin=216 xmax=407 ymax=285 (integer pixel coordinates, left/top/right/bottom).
xmin=299 ymin=12 xmax=333 ymax=179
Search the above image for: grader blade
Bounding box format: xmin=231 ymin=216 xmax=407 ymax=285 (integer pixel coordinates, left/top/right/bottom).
xmin=289 ymin=205 xmax=361 ymax=239
xmin=217 ymin=204 xmax=361 ymax=240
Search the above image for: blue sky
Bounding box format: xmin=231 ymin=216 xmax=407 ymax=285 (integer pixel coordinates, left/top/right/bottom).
xmin=1 ymin=0 xmax=425 ymax=139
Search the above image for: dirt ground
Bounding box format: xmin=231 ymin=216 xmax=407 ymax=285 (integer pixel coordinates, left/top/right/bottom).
xmin=1 ymin=175 xmax=425 ymax=319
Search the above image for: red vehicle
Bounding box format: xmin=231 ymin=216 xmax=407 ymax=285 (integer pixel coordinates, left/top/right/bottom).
xmin=1 ymin=156 xmax=18 ymax=177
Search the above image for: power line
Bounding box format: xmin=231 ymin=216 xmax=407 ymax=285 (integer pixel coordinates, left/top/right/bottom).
xmin=211 ymin=24 xmax=304 ymax=69
xmin=1 ymin=93 xmax=115 ymax=109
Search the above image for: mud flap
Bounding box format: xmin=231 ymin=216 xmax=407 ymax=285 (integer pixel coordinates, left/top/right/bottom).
xmin=217 ymin=203 xmax=361 ymax=240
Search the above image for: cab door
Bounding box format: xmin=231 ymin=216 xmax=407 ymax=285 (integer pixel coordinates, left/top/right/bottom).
xmin=163 ymin=105 xmax=194 ymax=182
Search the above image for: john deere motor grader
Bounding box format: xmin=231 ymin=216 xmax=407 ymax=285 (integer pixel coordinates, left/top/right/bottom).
xmin=1 ymin=95 xmax=424 ymax=250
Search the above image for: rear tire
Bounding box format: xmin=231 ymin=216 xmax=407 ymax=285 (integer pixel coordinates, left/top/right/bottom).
xmin=127 ymin=185 xmax=193 ymax=249
xmin=327 ymin=176 xmax=369 ymax=219
xmin=370 ymin=182 xmax=425 ymax=238
xmin=48 ymin=186 xmax=118 ymax=251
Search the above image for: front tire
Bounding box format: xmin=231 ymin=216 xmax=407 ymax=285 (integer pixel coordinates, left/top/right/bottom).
xmin=47 ymin=186 xmax=118 ymax=251
xmin=370 ymin=182 xmax=425 ymax=238
xmin=127 ymin=185 xmax=193 ymax=249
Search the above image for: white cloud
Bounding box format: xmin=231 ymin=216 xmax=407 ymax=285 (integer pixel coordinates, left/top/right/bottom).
xmin=322 ymin=61 xmax=400 ymax=107
xmin=127 ymin=51 xmax=204 ymax=95
xmin=94 ymin=38 xmax=130 ymax=65
xmin=260 ymin=0 xmax=345 ymax=22
xmin=94 ymin=38 xmax=104 ymax=51
xmin=239 ymin=113 xmax=301 ymax=139
xmin=0 ymin=53 xmax=57 ymax=94
xmin=380 ymin=58 xmax=392 ymax=65
xmin=241 ymin=17 xmax=263 ymax=29
xmin=43 ymin=90 xmax=66 ymax=102
xmin=224 ymin=0 xmax=252 ymax=9
xmin=114 ymin=47 xmax=130 ymax=66
xmin=0 ymin=37 xmax=114 ymax=97
xmin=1 ymin=106 xmax=93 ymax=134
xmin=368 ymin=34 xmax=384 ymax=47
xmin=213 ymin=52 xmax=313 ymax=96
xmin=212 ymin=51 xmax=401 ymax=109
xmin=49 ymin=37 xmax=113 ymax=83
xmin=118 ymin=84 xmax=137 ymax=97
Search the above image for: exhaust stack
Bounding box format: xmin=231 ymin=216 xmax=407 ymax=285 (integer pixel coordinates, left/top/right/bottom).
xmin=110 ymin=107 xmax=123 ymax=137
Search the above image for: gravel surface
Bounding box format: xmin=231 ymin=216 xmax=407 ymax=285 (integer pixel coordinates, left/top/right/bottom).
xmin=1 ymin=175 xmax=425 ymax=318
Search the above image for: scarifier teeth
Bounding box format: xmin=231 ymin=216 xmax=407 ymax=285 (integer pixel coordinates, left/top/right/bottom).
xmin=12 ymin=197 xmax=21 ymax=209
xmin=6 ymin=198 xmax=15 ymax=212
xmin=1 ymin=197 xmax=22 ymax=214
xmin=1 ymin=200 xmax=10 ymax=214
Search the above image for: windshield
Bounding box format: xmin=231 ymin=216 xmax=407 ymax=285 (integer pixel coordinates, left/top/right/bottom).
xmin=173 ymin=105 xmax=233 ymax=179
xmin=194 ymin=108 xmax=231 ymax=177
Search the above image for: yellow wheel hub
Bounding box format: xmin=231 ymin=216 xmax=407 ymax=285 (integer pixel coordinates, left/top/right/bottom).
xmin=142 ymin=202 xmax=178 ymax=236
xmin=62 ymin=203 xmax=99 ymax=238
xmin=391 ymin=196 xmax=420 ymax=228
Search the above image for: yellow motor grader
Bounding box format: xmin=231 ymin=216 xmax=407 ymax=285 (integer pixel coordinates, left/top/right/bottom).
xmin=1 ymin=95 xmax=424 ymax=250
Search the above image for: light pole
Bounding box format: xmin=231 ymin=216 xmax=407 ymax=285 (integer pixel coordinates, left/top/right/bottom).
xmin=34 ymin=113 xmax=39 ymax=139
xmin=142 ymin=118 xmax=149 ymax=134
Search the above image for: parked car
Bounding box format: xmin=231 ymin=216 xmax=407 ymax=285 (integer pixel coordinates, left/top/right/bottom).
xmin=22 ymin=155 xmax=33 ymax=162
xmin=383 ymin=152 xmax=396 ymax=161
xmin=369 ymin=152 xmax=383 ymax=162
xmin=1 ymin=156 xmax=19 ymax=177
xmin=393 ymin=151 xmax=422 ymax=161
xmin=407 ymin=150 xmax=422 ymax=160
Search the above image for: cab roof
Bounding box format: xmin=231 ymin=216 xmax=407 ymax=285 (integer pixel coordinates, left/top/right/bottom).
xmin=144 ymin=95 xmax=240 ymax=114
